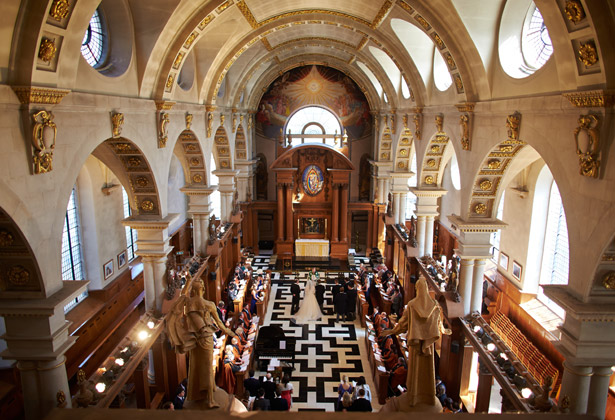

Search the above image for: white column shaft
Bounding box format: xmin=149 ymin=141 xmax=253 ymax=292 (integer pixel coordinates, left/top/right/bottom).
xmin=393 ymin=193 xmax=401 ymax=224
xmin=471 ymin=259 xmax=486 ymax=314
xmin=559 ymin=363 xmax=593 ymax=414
xmin=399 ymin=193 xmax=407 ymax=225
xmin=193 ymin=215 xmax=201 ymax=255
xmin=416 ymin=215 xmax=426 ymax=257
xmin=459 ymin=258 xmax=475 ymax=316
xmin=142 ymin=260 xmax=156 ymax=312
xmin=588 ymin=366 xmax=612 ymax=418
xmin=424 ymin=215 xmax=435 ymax=257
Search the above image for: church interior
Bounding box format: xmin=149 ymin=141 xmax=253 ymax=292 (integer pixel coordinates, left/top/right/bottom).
xmin=0 ymin=0 xmax=614 ymax=419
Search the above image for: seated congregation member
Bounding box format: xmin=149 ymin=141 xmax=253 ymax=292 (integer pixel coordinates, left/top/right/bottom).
xmin=389 ymin=357 xmax=407 ymax=396
xmin=235 ymin=265 xmax=245 ymax=280
xmin=391 ymin=286 xmax=403 ymax=316
xmin=217 ymin=346 xmax=239 ymax=394
xmin=244 ymin=370 xmax=260 ymax=398
xmin=340 ymin=392 xmax=353 ymax=411
xmin=217 ymin=300 xmax=227 ymax=322
xmin=271 ymin=389 xmax=289 ymax=411
xmin=173 ymin=389 xmax=185 ymax=410
xmin=350 ymin=388 xmax=372 ymax=412
xmin=240 ymin=304 xmax=252 ymax=329
xmin=278 ymin=374 xmax=293 ymax=409
xmin=253 ymin=388 xmax=270 ymax=411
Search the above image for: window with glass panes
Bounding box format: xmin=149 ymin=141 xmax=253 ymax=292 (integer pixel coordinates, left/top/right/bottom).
xmin=490 ymin=191 xmax=505 ymax=261
xmin=122 ymin=187 xmax=138 ymax=260
xmin=62 ymin=187 xmax=88 ymax=313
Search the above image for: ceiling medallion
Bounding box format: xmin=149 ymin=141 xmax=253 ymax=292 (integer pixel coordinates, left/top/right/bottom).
xmin=487 ymin=159 xmax=500 ymax=169
xmin=135 ymin=176 xmax=148 ymax=188
xmin=603 ymin=272 xmax=615 ymax=290
xmin=302 ymin=165 xmax=324 ymax=196
xmin=0 ymin=230 xmax=14 ymax=247
xmin=565 ymin=0 xmax=585 ymax=24
xmin=7 ymin=265 xmax=30 ymax=286
xmin=140 ymin=200 xmax=154 ymax=212
xmin=474 ymin=203 xmax=487 ymax=215
xmin=38 ymin=38 xmax=57 ymax=62
xmin=479 ymin=179 xmax=492 ymax=191
xmin=425 ymin=175 xmax=434 ymax=185
xmin=427 ymin=159 xmax=436 ymax=168
xmin=49 ymin=0 xmax=70 ymax=21
xmin=190 ymin=157 xmax=200 ymax=166
xmin=192 ymin=174 xmax=203 ymax=183
xmin=578 ymin=41 xmax=598 ymax=67
xmin=430 ymin=145 xmax=440 ymax=153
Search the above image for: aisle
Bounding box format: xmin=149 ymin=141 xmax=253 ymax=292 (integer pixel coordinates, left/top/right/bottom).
xmin=259 ymin=267 xmax=381 ymax=411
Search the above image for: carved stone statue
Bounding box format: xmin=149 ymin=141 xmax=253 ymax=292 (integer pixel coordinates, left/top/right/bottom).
xmin=158 ymin=112 xmax=170 ymax=148
xmin=231 ymin=190 xmax=239 ymax=215
xmin=413 ymin=113 xmax=421 ymax=140
xmin=111 ymin=112 xmax=124 ymax=138
xmin=76 ymin=369 xmax=93 ymax=408
xmin=381 ymin=277 xmax=451 ymax=412
xmin=386 ymin=192 xmax=393 ymax=217
xmin=207 ymin=112 xmax=213 ymax=138
xmin=435 ymin=114 xmax=444 ymax=133
xmin=460 ymin=113 xmax=470 ymax=150
xmin=166 ymin=277 xmax=235 ymax=409
xmin=506 ymin=112 xmax=521 ymax=140
xmin=574 ymin=114 xmax=600 ymax=178
xmin=207 ymin=214 xmax=217 ymax=244
xmin=186 ymin=113 xmax=193 ymax=130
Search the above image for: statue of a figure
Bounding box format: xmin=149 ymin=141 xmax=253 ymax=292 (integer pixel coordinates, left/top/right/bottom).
xmin=166 ymin=277 xmax=235 ymax=409
xmin=381 ymin=277 xmax=451 ymax=412
xmin=435 ymin=114 xmax=444 ymax=133
xmin=386 ymin=192 xmax=393 ymax=217
xmin=208 ymin=214 xmax=217 ymax=244
xmin=231 ymin=190 xmax=239 ymax=215
xmin=506 ymin=112 xmax=521 ymax=140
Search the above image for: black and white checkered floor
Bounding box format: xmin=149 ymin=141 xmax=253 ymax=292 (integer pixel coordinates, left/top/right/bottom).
xmin=252 ymin=255 xmax=380 ymax=411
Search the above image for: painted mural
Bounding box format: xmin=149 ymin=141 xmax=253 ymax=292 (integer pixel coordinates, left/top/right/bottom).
xmin=256 ymin=65 xmax=371 ymax=140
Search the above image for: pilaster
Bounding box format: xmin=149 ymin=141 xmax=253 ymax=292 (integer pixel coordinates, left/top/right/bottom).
xmin=213 ymin=169 xmax=239 ymax=222
xmin=180 ymin=185 xmax=216 ymax=254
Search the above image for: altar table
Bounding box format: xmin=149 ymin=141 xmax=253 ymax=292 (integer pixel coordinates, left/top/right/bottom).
xmin=295 ymin=239 xmax=330 ymax=257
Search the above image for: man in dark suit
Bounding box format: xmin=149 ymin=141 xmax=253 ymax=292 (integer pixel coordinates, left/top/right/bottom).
xmin=350 ymin=388 xmax=372 ymax=412
xmin=346 ymin=281 xmax=357 ymax=321
xmin=271 ymin=389 xmax=289 ymax=411
xmin=315 ymin=281 xmax=325 ymax=310
xmin=260 ymin=372 xmax=276 ymax=401
xmin=253 ymin=388 xmax=270 ymax=411
xmin=244 ymin=370 xmax=260 ymax=398
xmin=290 ymin=278 xmax=301 ymax=314
xmin=334 ymin=288 xmax=347 ymax=322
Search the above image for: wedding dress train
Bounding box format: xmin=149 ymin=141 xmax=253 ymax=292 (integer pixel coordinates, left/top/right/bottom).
xmin=291 ymin=278 xmax=323 ymax=324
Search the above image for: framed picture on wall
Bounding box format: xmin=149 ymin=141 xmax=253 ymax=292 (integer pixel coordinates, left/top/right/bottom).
xmin=499 ymin=252 xmax=509 ymax=271
xmin=104 ymin=260 xmax=114 ymax=279
xmin=512 ymin=261 xmax=522 ymax=280
xmin=117 ymin=250 xmax=127 ymax=269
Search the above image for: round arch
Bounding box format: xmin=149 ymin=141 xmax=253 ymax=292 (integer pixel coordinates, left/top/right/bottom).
xmin=212 ymin=126 xmax=232 ymax=171
xmin=172 ymin=130 xmax=208 ymax=186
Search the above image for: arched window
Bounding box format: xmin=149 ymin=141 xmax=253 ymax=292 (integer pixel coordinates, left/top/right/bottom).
xmin=81 ymin=8 xmax=106 ymax=68
xmin=285 ymin=106 xmax=343 ymax=147
xmin=210 ymin=155 xmax=221 ymax=219
xmin=490 ymin=191 xmax=506 ymax=261
xmin=538 ymin=182 xmax=568 ymax=316
xmin=122 ymin=187 xmax=138 ymax=260
xmin=62 ymin=186 xmax=87 ymax=312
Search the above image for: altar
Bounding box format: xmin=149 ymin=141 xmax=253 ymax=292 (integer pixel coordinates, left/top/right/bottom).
xmin=295 ymin=239 xmax=330 ymax=257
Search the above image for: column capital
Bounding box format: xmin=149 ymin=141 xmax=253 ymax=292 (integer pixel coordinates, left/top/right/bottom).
xmin=542 ymin=284 xmax=615 ymax=366
xmin=179 ymin=185 xmax=217 ymax=196
xmin=122 ymin=214 xmax=178 ymax=258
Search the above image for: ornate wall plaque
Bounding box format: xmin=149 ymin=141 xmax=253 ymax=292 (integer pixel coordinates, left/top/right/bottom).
xmin=302 ymin=165 xmax=324 ymax=196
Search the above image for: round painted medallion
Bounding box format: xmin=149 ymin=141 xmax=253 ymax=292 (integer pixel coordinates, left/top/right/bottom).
xmin=302 ymin=165 xmax=324 ymax=196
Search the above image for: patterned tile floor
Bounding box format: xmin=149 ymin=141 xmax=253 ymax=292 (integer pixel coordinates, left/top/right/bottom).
xmin=252 ymin=256 xmax=381 ymax=411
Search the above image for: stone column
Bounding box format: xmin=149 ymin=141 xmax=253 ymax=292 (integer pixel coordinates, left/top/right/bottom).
xmin=285 ymin=183 xmax=293 ymax=241
xmin=399 ymin=193 xmax=407 ymax=225
xmin=0 ymin=281 xmax=88 ymax=420
xmin=332 ymin=185 xmax=339 ymax=242
xmin=588 ymin=366 xmax=612 ymax=418
xmin=459 ymin=258 xmax=475 ymax=316
xmin=181 ymin=186 xmax=214 ymax=254
xmin=377 ymin=178 xmax=385 ymax=203
xmin=277 ymin=184 xmax=284 ymax=241
xmin=123 ymin=214 xmax=179 ymax=313
xmin=214 ymin=169 xmax=239 ymax=222
xmin=393 ymin=193 xmax=401 ymax=224
xmin=471 ymin=259 xmax=487 ymax=314
xmin=424 ymin=215 xmax=435 ymax=257
xmin=416 ymin=215 xmax=426 ymax=257
xmin=340 ymin=185 xmax=349 ymax=242
xmin=559 ymin=362 xmax=593 ymax=414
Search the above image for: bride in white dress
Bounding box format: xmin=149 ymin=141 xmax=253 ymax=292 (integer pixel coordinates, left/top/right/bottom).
xmin=291 ymin=277 xmax=323 ymax=324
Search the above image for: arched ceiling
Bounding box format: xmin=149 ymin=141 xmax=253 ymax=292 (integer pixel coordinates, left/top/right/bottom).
xmin=8 ymin=0 xmax=613 ymax=110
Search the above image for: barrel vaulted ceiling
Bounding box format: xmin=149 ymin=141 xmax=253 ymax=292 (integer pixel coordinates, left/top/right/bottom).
xmin=5 ymin=0 xmax=615 ymax=111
